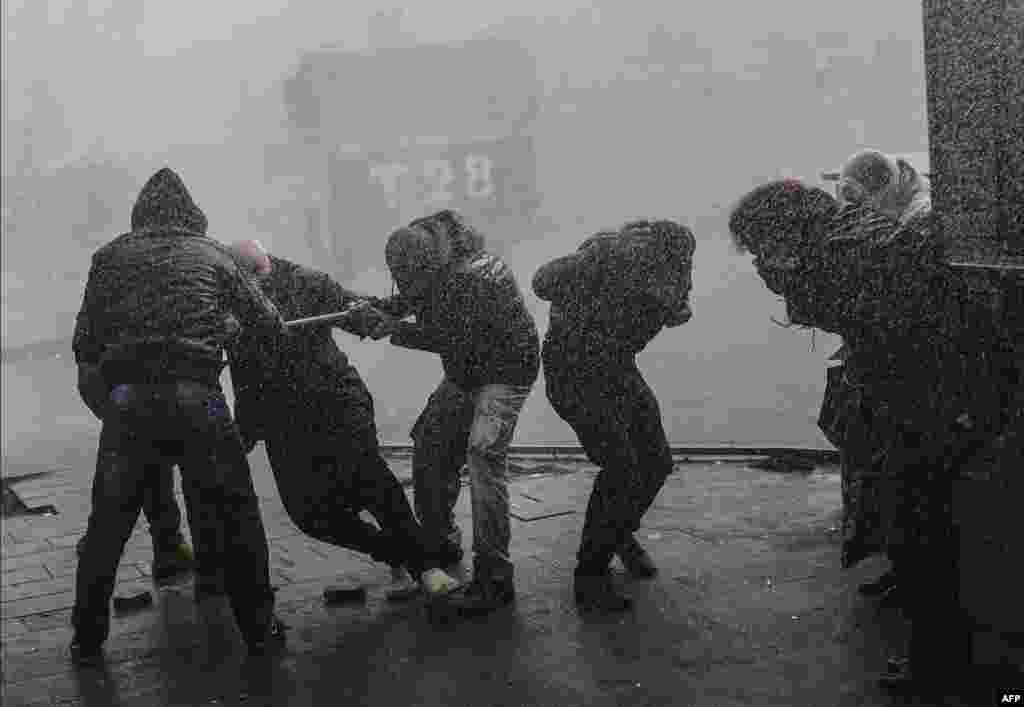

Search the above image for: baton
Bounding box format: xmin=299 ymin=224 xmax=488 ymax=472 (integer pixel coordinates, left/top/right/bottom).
xmin=284 ymin=308 xmax=361 ymax=328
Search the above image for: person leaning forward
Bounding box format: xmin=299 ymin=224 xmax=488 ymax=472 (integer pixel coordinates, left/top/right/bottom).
xmin=70 ymin=168 xmax=288 ymax=667
xmin=533 ymin=220 xmax=695 ymax=613
xmin=370 ymin=210 xmax=540 ymax=618
xmin=728 ymin=179 xmax=1013 ymax=695
xmin=223 ymin=240 xmax=461 ymax=603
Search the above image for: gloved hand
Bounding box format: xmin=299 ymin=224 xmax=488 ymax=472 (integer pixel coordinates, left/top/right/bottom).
xmin=339 ymin=301 xmax=389 ymax=339
xmin=367 ymin=314 xmax=401 ymax=341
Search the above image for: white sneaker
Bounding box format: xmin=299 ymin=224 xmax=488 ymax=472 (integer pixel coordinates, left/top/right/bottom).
xmin=385 ymin=566 xmax=421 ymax=602
xmin=419 ymin=568 xmax=461 ymax=598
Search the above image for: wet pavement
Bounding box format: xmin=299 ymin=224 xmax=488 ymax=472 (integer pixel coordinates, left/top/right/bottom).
xmin=0 ymin=349 xmax=1001 ymax=706
xmin=5 ymin=434 xmax=973 ymax=707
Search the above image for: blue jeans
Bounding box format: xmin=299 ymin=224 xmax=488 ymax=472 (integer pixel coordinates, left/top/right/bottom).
xmin=72 ymin=381 xmax=275 ymax=647
xmin=411 ymin=378 xmax=531 ymax=571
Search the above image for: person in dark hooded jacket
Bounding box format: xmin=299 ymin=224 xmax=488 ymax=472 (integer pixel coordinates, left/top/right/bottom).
xmin=70 ymin=168 xmax=287 ymax=666
xmin=532 ymin=220 xmax=695 ymax=613
xmin=225 ymin=240 xmax=462 ymax=602
xmin=728 ymin=178 xmax=1016 ymax=693
xmin=824 ymin=151 xmax=934 ymax=602
xmin=371 ymin=210 xmax=539 ymax=617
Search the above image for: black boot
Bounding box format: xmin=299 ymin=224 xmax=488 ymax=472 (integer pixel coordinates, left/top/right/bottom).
xmin=447 ymin=557 xmax=515 ymax=618
xmin=616 ymin=535 xmax=657 ymax=578
xmin=152 ymin=542 xmax=195 ymax=582
xmin=69 ymin=638 xmax=104 ymax=669
xmin=574 ymin=571 xmax=633 ymax=614
xmin=246 ymin=615 xmax=288 ymax=658
xmin=436 ymin=539 xmax=465 ymax=569
xmin=858 ymin=568 xmax=897 ymax=597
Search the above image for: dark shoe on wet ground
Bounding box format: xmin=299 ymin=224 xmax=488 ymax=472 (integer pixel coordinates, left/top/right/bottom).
xmin=858 ymin=568 xmax=897 ymax=597
xmin=194 ymin=574 xmax=227 ymax=602
xmin=152 ymin=542 xmax=195 ymax=582
xmin=247 ymin=616 xmax=288 ymax=658
xmin=574 ymin=572 xmax=634 ymax=614
xmin=877 ymin=584 xmax=905 ymax=609
xmin=436 ymin=541 xmax=465 ymax=569
xmin=617 ymin=535 xmax=658 ymax=579
xmin=386 ymin=566 xmax=421 ymax=602
xmin=447 ymin=569 xmax=515 ymax=618
xmin=69 ymin=639 xmax=104 ymax=669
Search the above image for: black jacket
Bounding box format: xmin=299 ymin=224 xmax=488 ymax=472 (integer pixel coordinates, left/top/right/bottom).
xmin=790 ymin=206 xmax=1013 ymax=447
xmin=533 ymin=237 xmax=684 ymax=372
xmin=227 ymin=256 xmax=379 ymax=440
xmin=381 ymin=252 xmax=540 ymax=391
xmin=72 ymin=168 xmax=284 ymax=386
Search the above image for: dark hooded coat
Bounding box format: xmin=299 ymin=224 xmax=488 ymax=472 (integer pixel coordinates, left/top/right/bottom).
xmin=72 ymin=168 xmax=283 ymax=385
xmin=533 ymin=222 xmax=695 ymax=373
xmin=226 ymin=255 xmax=382 ymax=443
xmin=780 ymin=205 xmax=1015 ymax=566
xmin=380 ymin=252 xmax=540 ymax=392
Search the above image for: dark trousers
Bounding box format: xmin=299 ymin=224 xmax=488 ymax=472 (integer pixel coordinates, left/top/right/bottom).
xmin=73 ymin=381 xmax=275 ymax=647
xmin=884 ymin=421 xmax=975 ymax=677
xmin=545 ymin=359 xmax=674 ymax=575
xmin=410 ymin=380 xmax=476 ymax=552
xmin=263 ymin=393 xmax=438 ymax=576
xmin=86 ymin=462 xmax=185 ymax=552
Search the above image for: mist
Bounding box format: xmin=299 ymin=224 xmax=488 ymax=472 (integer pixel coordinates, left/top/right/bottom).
xmin=2 ymin=1 xmax=929 ymax=453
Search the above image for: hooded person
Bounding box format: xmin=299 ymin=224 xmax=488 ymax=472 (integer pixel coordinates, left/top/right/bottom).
xmin=832 ymin=152 xmax=932 ymax=601
xmin=728 ymin=179 xmax=1013 ymax=691
xmin=371 ymin=209 xmax=540 ymax=617
xmin=224 ymin=240 xmax=461 ymax=602
xmin=532 ymin=219 xmax=695 ymax=613
xmin=70 ymin=168 xmax=288 ymax=666
xmin=838 ymin=149 xmax=931 ymax=226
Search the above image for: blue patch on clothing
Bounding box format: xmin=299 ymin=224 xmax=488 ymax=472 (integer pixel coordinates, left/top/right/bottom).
xmin=110 ymin=384 xmax=133 ymax=406
xmin=206 ymin=396 xmax=230 ymax=420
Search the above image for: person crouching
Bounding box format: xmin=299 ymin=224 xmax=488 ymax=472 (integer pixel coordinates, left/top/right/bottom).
xmin=533 ymin=220 xmax=696 ymax=613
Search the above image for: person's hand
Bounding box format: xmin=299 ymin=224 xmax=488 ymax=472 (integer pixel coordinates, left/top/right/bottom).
xmin=341 ymin=302 xmax=395 ymax=340
xmin=367 ymin=315 xmax=400 ymax=341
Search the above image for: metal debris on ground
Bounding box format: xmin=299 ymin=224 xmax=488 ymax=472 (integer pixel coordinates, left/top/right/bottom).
xmin=323 ymin=586 xmax=368 ymax=605
xmin=113 ymin=591 xmax=154 ymax=612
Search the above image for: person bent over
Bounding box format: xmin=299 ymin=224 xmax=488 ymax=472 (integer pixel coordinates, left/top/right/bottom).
xmin=374 ymin=210 xmax=539 ymax=617
xmin=533 ymin=220 xmax=695 ymax=613
xmin=728 ymin=179 xmax=1012 ymax=695
xmin=225 ymin=240 xmax=460 ymax=601
xmin=70 ymin=168 xmax=287 ymax=666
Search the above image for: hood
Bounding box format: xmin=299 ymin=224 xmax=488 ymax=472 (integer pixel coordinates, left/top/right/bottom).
xmin=407 ymin=209 xmax=486 ymax=265
xmin=130 ymin=168 xmax=208 ymax=235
